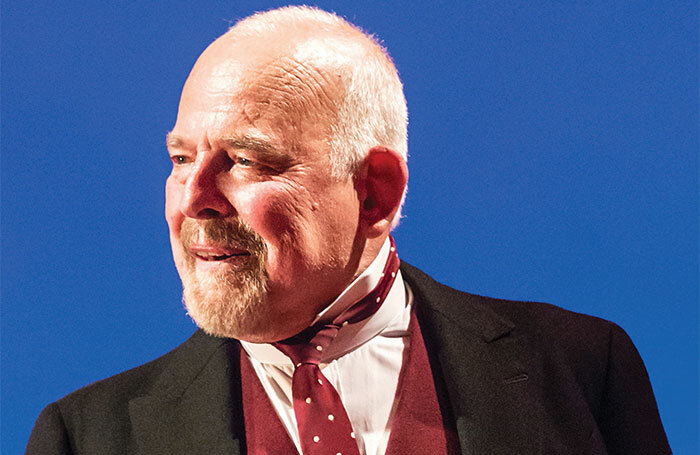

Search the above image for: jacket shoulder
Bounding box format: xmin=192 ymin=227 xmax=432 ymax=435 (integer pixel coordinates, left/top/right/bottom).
xmin=400 ymin=260 xmax=625 ymax=399
xmin=56 ymin=330 xmax=214 ymax=410
xmin=28 ymin=330 xmax=227 ymax=453
xmin=400 ymin=260 xmax=618 ymax=341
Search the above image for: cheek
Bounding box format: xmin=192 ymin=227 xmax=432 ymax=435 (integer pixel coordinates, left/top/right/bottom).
xmin=234 ymin=182 xmax=324 ymax=274
xmin=169 ymin=230 xmax=187 ymax=272
xmin=237 ymin=183 xmax=302 ymax=240
xmin=165 ymin=177 xmax=188 ymax=272
xmin=165 ymin=176 xmax=185 ymax=236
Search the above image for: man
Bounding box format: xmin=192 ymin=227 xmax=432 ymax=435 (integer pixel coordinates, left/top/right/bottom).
xmin=27 ymin=6 xmax=670 ymax=455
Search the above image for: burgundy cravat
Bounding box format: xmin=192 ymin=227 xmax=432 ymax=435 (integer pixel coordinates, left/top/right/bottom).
xmin=274 ymin=237 xmax=400 ymax=455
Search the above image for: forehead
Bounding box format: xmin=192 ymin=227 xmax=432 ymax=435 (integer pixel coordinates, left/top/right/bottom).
xmin=177 ymin=34 xmax=346 ymax=136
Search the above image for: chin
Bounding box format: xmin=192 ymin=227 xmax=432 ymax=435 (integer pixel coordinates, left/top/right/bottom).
xmin=183 ymin=292 xmax=276 ymax=341
xmin=180 ymin=261 xmax=274 ymax=340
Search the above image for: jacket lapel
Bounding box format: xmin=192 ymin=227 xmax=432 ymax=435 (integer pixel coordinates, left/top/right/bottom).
xmin=128 ymin=331 xmax=245 ymax=455
xmin=401 ymin=263 xmax=545 ymax=455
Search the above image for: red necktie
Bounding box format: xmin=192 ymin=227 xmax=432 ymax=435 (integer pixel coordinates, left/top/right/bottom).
xmin=274 ymin=237 xmax=400 ymax=455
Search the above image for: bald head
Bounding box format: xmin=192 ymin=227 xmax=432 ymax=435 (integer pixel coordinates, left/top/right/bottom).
xmin=188 ymin=6 xmax=408 ymax=183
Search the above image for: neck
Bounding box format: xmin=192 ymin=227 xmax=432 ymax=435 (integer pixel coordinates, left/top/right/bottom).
xmin=351 ymin=233 xmax=389 ymax=281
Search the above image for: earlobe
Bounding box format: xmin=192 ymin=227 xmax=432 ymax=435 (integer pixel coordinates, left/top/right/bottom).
xmin=357 ymin=146 xmax=408 ymax=237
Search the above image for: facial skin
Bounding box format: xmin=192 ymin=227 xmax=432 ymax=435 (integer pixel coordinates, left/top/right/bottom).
xmin=165 ymin=30 xmax=407 ymax=343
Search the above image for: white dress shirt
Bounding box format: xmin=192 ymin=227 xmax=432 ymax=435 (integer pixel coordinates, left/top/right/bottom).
xmin=241 ymin=239 xmax=413 ymax=455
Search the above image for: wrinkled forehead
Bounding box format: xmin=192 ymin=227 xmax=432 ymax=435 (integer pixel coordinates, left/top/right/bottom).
xmin=182 ymin=33 xmax=353 ymax=122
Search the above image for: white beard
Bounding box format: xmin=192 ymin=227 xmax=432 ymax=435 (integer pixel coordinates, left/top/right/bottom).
xmin=179 ymin=217 xmax=270 ymax=339
xmin=181 ymin=259 xmax=269 ymax=339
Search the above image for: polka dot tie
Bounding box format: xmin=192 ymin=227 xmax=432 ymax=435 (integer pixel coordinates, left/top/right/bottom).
xmin=274 ymin=237 xmax=400 ymax=455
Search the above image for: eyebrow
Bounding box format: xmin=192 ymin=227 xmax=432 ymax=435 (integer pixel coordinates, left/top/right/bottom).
xmin=223 ymin=135 xmax=277 ymax=154
xmin=165 ymin=133 xmax=186 ymax=149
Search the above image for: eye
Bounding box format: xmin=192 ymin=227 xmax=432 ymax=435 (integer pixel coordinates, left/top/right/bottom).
xmin=231 ymin=154 xmax=280 ymax=175
xmin=170 ymin=155 xmax=190 ymax=165
xmin=235 ymin=156 xmax=255 ymax=166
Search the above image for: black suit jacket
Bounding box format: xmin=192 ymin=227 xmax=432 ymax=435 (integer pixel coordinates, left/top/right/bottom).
xmin=27 ymin=263 xmax=671 ymax=454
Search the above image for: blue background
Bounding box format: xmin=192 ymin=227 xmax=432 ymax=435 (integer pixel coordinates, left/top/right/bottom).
xmin=2 ymin=1 xmax=697 ymax=453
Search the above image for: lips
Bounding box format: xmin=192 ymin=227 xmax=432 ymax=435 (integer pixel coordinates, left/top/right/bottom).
xmin=187 ymin=244 xmax=251 ymax=262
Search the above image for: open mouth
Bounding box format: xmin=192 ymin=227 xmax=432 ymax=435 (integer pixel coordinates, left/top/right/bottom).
xmin=187 ymin=245 xmax=251 ymax=262
xmin=195 ymin=252 xmax=249 ymax=261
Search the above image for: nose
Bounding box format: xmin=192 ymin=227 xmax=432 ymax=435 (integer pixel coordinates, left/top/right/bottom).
xmin=180 ymin=152 xmax=235 ymax=219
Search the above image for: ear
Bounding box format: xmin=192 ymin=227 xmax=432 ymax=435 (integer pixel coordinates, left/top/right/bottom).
xmin=355 ymin=146 xmax=408 ymax=237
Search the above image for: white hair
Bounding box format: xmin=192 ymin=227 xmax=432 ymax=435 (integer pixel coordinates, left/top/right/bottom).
xmin=229 ymin=6 xmax=408 ymax=227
